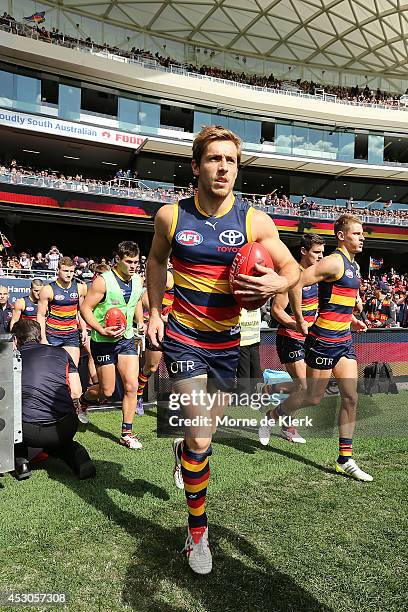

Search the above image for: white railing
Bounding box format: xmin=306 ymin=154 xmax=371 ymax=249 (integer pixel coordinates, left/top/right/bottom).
xmin=0 ymin=20 xmax=405 ymax=114
xmin=0 ymin=268 xmax=56 ymax=279
xmin=1 ymin=171 xmax=407 ymax=227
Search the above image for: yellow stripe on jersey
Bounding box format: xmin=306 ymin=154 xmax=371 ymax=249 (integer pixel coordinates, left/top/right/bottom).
xmin=50 ymin=307 xmax=77 ymax=317
xmin=328 ymin=295 xmax=356 ymax=307
xmin=172 ymin=310 xmax=239 ymax=332
xmin=246 ymin=206 xmax=255 ymax=243
xmin=301 ymin=301 xmax=318 ymax=311
xmin=173 ymin=270 xmax=231 ymax=294
xmin=184 ymin=478 xmax=210 ymax=493
xmin=315 ymin=317 xmax=350 ymax=331
xmin=168 ymin=202 xmax=179 ymax=242
xmin=181 ymin=456 xmax=209 ymax=472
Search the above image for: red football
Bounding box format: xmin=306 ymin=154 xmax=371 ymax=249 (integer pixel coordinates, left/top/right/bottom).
xmin=229 ymin=242 xmax=274 ymax=310
xmin=105 ymin=307 xmax=127 ymax=329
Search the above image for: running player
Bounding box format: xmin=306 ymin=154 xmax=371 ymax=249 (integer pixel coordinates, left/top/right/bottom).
xmin=259 ymin=234 xmax=324 ymax=444
xmin=136 ymin=265 xmax=174 ymax=414
xmin=262 ymin=214 xmax=372 ymax=482
xmin=37 ymin=257 xmax=87 ymax=400
xmin=80 ymin=241 xmax=144 ymax=449
xmin=147 ymin=125 xmax=299 ymax=574
xmin=10 ymin=279 xmax=44 ymax=329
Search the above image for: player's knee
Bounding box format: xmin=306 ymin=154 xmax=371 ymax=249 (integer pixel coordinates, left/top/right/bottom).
xmin=187 ymin=437 xmax=212 ymax=454
xmin=100 ymin=383 xmax=115 ymax=398
xmin=124 ymin=381 xmax=138 ymax=396
xmin=147 ymin=362 xmax=160 ymax=375
xmin=341 ymin=391 xmax=358 ymax=408
xmin=307 ymin=394 xmax=323 ymax=407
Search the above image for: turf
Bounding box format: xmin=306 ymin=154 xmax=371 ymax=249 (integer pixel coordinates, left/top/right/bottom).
xmin=1 ymin=393 xmax=407 ymax=612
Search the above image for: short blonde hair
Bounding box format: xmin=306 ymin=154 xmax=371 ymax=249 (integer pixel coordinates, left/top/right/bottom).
xmin=192 ymin=125 xmax=241 ymax=166
xmin=334 ymin=214 xmax=362 ymax=238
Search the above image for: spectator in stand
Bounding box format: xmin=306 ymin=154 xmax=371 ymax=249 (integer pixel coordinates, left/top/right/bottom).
xmin=46 ymin=245 xmax=62 ymax=271
xmin=32 ymin=252 xmax=48 ymax=271
xmin=0 ymin=285 xmax=13 ymax=333
xmin=19 ymin=251 xmax=32 ymax=270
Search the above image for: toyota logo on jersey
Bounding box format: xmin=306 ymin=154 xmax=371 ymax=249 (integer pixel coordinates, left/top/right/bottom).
xmin=219 ymin=229 xmax=245 ymax=246
xmin=176 ymin=230 xmax=203 ymax=246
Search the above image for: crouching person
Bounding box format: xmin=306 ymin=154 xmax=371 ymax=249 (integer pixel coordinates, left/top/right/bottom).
xmin=12 ymin=319 xmax=95 ymax=481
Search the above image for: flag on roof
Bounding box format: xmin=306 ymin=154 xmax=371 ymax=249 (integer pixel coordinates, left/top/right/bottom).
xmin=23 ymin=11 xmax=46 ymax=24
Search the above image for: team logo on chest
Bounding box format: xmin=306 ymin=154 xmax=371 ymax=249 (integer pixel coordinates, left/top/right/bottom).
xmin=176 ymin=230 xmax=203 ymax=246
xmin=218 ymin=230 xmax=245 ymax=246
xmin=345 ymin=269 xmax=354 ymax=279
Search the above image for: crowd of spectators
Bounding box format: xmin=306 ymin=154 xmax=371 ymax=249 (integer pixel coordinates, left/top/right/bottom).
xmin=1 ymin=11 xmax=407 ymax=110
xmin=1 ymin=240 xmax=407 ymax=327
xmin=1 ymin=159 xmax=408 ymax=224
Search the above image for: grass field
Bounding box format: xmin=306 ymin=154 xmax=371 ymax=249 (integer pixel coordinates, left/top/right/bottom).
xmin=1 ymin=392 xmax=407 ymax=612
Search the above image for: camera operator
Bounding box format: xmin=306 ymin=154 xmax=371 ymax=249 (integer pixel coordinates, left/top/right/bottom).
xmin=12 ymin=319 xmax=95 ymax=480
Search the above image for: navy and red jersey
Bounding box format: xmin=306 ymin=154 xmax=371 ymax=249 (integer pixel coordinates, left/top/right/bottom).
xmin=21 ymin=296 xmax=38 ymax=320
xmin=277 ymin=266 xmax=318 ymax=340
xmin=167 ymin=195 xmax=254 ymax=350
xmin=309 ymin=247 xmax=360 ymax=343
xmin=162 ymin=273 xmax=175 ymax=312
xmin=46 ymin=280 xmax=79 ymax=335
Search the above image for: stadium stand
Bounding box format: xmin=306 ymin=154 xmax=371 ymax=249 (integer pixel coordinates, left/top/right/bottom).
xmin=0 ymin=12 xmax=406 ymax=112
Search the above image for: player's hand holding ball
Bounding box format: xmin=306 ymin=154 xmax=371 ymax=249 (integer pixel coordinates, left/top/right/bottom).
xmin=230 ymin=242 xmax=285 ymax=310
xmin=103 ymin=307 xmax=127 ymax=338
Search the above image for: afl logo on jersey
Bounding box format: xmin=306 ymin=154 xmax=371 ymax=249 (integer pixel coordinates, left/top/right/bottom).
xmin=26 ymin=306 xmax=34 ymax=312
xmin=304 ymin=285 xmax=312 ymax=292
xmin=345 ymin=269 xmax=354 ymax=279
xmin=176 ymin=230 xmax=203 ymax=246
xmin=219 ymin=230 xmax=245 ymax=247
xmin=55 ymin=295 xmax=64 ymax=301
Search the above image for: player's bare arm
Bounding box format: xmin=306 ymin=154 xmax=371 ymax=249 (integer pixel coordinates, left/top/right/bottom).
xmin=146 ymin=204 xmax=173 ymax=347
xmin=271 ymin=292 xmax=297 ymax=330
xmin=289 ymin=254 xmax=343 ymax=334
xmin=234 ymin=210 xmax=299 ymax=303
xmin=10 ymin=298 xmax=24 ymax=330
xmin=80 ymin=276 xmax=123 ymax=338
xmin=37 ymin=284 xmax=53 ymax=343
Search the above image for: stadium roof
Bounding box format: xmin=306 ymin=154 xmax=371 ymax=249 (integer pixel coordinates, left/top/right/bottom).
xmin=43 ymin=1 xmax=408 ymax=77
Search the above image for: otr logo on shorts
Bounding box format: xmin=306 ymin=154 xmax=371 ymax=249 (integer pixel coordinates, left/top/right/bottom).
xmin=97 ymin=355 xmax=110 ymax=363
xmin=176 ymin=230 xmax=203 ymax=246
xmin=170 ymin=360 xmax=195 ymax=373
xmin=289 ymin=350 xmax=303 ymax=358
xmin=316 ymin=357 xmax=333 ymax=365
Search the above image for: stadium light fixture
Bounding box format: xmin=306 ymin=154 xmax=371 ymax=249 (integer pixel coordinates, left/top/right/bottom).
xmin=22 ymin=149 xmax=40 ymax=154
xmin=101 ymin=161 xmax=117 ymax=166
xmin=64 ymin=155 xmax=80 ymax=160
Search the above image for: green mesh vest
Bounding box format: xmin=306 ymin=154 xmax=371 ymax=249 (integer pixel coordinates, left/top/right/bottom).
xmin=91 ymin=270 xmax=143 ymax=343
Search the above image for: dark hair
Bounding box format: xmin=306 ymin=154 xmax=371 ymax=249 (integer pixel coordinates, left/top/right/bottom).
xmin=13 ymin=319 xmax=41 ymax=347
xmin=192 ymin=125 xmax=241 ymax=166
xmin=116 ymin=241 xmax=140 ymax=260
xmin=300 ymin=234 xmax=325 ymax=251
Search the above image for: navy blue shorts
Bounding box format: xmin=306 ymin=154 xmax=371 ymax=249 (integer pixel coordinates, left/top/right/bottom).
xmin=90 ymin=337 xmax=137 ymax=367
xmin=46 ymin=330 xmax=80 ymax=348
xmin=162 ymin=337 xmax=239 ymax=391
xmin=276 ymin=334 xmax=305 ymax=364
xmin=304 ymin=334 xmax=356 ymax=370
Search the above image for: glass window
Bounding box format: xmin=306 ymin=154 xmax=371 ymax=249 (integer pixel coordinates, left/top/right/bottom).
xmin=244 ymin=119 xmax=261 ymax=144
xmin=338 ymin=131 xmax=355 ymax=161
xmin=228 ymin=117 xmax=244 ymax=140
xmin=275 ymin=122 xmax=293 ymax=155
xmin=118 ymin=97 xmax=139 ymax=131
xmin=292 ymin=125 xmax=308 ymax=156
xmin=193 ymin=111 xmax=211 ymax=132
xmin=139 ymin=101 xmax=160 ymax=128
xmin=0 ymin=70 xmax=14 ymax=108
xmin=59 ymin=84 xmax=81 ymax=121
xmin=368 ymin=134 xmax=384 ymax=164
xmin=15 ymin=75 xmax=41 ymax=113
